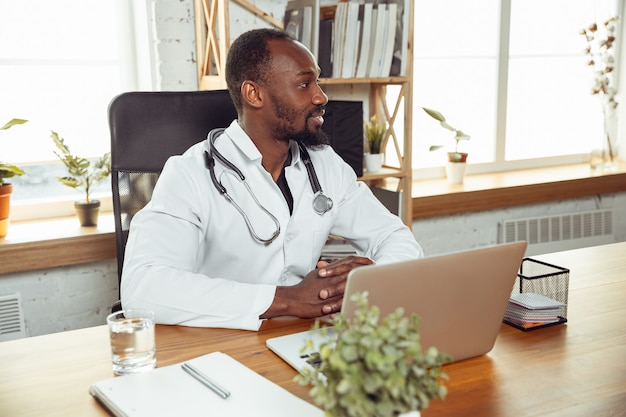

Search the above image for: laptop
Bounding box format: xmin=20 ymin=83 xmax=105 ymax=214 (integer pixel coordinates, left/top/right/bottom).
xmin=266 ymin=241 xmax=527 ymax=373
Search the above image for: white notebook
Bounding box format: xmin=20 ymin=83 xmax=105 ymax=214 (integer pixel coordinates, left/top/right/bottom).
xmin=89 ymin=351 xmax=322 ymax=417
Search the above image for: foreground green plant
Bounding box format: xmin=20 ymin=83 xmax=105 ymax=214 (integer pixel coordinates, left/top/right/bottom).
xmin=296 ymin=292 xmax=450 ymax=417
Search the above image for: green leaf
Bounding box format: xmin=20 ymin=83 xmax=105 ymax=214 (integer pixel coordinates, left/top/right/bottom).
xmin=438 ymin=121 xmax=454 ymax=133
xmin=55 ymin=176 xmax=82 ymax=189
xmin=340 ymin=344 xmax=359 ymax=362
xmin=1 ymin=118 xmax=28 ymax=130
xmin=0 ymin=164 xmax=25 ymax=177
xmin=1 ymin=119 xmax=28 ymax=184
xmin=421 ymin=107 xmax=445 ymax=122
xmin=455 ymin=131 xmax=471 ymax=140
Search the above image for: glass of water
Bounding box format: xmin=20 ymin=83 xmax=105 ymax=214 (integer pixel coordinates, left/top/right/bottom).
xmin=107 ymin=309 xmax=156 ymax=375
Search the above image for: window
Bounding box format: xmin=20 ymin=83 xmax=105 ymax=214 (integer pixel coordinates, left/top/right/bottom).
xmin=412 ymin=0 xmax=621 ymax=177
xmin=0 ymin=0 xmax=147 ymax=219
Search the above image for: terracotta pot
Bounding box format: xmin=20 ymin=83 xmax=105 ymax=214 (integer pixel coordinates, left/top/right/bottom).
xmin=0 ymin=183 xmax=13 ymax=238
xmin=447 ymin=152 xmax=468 ymax=163
xmin=74 ymin=200 xmax=101 ymax=227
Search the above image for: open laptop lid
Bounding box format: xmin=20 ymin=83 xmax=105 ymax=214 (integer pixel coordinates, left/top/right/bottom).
xmin=340 ymin=241 xmax=527 ymax=362
xmin=266 ymin=242 xmax=527 ymax=372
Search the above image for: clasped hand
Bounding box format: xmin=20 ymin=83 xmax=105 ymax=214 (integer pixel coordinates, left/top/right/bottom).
xmin=262 ymin=256 xmax=374 ymax=320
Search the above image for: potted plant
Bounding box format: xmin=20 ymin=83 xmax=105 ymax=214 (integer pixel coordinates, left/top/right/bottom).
xmin=363 ymin=115 xmax=387 ymax=173
xmin=51 ymin=131 xmax=111 ymax=226
xmin=0 ymin=118 xmax=28 ymax=238
xmin=296 ymin=291 xmax=450 ymax=417
xmin=421 ymin=107 xmax=471 ymax=184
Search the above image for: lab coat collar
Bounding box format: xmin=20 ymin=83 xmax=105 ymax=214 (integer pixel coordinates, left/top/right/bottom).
xmin=222 ymin=120 xmax=304 ymax=171
xmin=222 ymin=120 xmax=262 ymax=163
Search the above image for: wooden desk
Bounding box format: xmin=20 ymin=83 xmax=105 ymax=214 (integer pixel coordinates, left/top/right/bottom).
xmin=1 ymin=242 xmax=624 ymax=417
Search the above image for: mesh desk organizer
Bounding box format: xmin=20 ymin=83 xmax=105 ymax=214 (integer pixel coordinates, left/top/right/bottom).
xmin=504 ymin=258 xmax=569 ymax=331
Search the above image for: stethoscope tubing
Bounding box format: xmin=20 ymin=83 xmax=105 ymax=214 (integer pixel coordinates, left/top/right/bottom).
xmin=204 ymin=128 xmax=333 ymax=244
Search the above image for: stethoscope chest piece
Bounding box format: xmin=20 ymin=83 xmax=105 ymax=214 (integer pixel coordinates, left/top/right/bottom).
xmin=298 ymin=143 xmax=333 ymax=216
xmin=312 ymin=191 xmax=333 ymax=215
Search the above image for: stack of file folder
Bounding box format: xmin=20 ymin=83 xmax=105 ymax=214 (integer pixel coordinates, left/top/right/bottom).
xmin=504 ymin=292 xmax=567 ymax=331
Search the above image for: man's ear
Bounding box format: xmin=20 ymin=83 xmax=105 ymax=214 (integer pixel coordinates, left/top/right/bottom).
xmin=241 ymin=80 xmax=264 ymax=109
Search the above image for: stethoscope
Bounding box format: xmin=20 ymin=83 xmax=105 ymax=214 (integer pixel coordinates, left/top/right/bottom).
xmin=204 ymin=128 xmax=333 ymax=244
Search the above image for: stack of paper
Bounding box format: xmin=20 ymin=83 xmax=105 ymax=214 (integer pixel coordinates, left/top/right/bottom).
xmin=504 ymin=293 xmax=566 ymax=329
xmin=320 ymin=238 xmax=356 ymax=262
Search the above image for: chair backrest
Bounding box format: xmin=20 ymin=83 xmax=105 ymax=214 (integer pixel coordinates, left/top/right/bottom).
xmin=108 ymin=90 xmax=238 ymax=282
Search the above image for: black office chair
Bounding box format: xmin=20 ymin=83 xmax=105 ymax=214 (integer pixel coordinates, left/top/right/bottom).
xmin=108 ymin=90 xmax=238 ymax=312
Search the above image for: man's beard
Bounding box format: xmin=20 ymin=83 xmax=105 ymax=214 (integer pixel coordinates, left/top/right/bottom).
xmin=289 ymin=124 xmax=330 ymax=150
xmin=271 ymin=97 xmax=330 ymax=150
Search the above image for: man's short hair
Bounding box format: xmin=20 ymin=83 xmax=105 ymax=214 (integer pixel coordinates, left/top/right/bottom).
xmin=225 ymin=28 xmax=294 ymax=114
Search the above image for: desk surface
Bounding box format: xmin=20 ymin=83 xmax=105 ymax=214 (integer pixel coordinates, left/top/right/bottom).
xmin=1 ymin=242 xmax=624 ymax=417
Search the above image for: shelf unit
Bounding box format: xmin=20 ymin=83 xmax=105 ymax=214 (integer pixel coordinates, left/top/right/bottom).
xmin=193 ymin=0 xmax=413 ymax=227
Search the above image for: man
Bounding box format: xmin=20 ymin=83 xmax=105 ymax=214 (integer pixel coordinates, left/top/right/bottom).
xmin=121 ymin=28 xmax=423 ymax=330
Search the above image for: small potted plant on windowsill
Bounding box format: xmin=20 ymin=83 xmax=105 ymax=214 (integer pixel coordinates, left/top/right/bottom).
xmin=1 ymin=118 xmax=28 ymax=238
xmin=51 ymin=131 xmax=111 ymax=227
xmin=296 ymin=291 xmax=450 ymax=417
xmin=421 ymin=107 xmax=471 ymax=184
xmin=364 ymin=115 xmax=387 ymax=173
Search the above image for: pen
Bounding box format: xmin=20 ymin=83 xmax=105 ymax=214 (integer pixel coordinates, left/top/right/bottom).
xmin=181 ymin=362 xmax=231 ymax=399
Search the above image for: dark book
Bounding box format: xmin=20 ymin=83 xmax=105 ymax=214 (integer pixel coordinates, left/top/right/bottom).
xmin=318 ymin=5 xmax=336 ymax=78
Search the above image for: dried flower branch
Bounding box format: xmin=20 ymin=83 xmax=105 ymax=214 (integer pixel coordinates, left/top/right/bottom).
xmin=580 ymin=16 xmax=619 ymax=110
xmin=580 ymin=16 xmax=620 ymax=164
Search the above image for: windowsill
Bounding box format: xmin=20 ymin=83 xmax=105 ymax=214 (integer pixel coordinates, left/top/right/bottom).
xmin=0 ymin=214 xmax=116 ymax=276
xmin=1 ymin=162 xmax=625 ymax=275
xmin=412 ymin=162 xmax=626 ymax=219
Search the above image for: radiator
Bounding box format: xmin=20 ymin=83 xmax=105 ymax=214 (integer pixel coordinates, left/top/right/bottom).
xmin=499 ymin=209 xmax=615 ymax=256
xmin=0 ymin=293 xmax=26 ymax=342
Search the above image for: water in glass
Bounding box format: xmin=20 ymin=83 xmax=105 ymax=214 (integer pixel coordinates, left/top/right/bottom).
xmin=107 ymin=310 xmax=156 ymax=375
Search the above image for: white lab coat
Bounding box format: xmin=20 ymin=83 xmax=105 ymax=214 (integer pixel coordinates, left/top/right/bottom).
xmin=121 ymin=121 xmax=423 ymax=330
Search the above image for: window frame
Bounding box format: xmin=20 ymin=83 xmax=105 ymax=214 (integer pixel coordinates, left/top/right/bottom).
xmin=6 ymin=0 xmax=155 ymax=222
xmin=411 ymin=0 xmax=625 ymax=180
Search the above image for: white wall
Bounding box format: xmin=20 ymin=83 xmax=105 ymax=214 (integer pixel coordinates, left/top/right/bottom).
xmin=0 ymin=260 xmax=118 ymax=338
xmin=413 ymin=192 xmax=626 ymax=258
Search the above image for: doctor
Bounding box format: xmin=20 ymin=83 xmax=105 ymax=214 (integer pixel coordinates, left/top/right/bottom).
xmin=121 ymin=28 xmax=423 ymax=330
